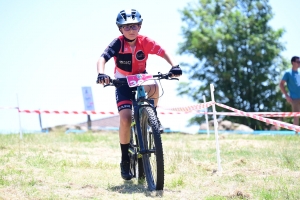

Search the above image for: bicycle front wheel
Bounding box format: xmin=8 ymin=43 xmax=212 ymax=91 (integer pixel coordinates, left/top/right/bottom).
xmin=139 ymin=106 xmax=164 ymax=191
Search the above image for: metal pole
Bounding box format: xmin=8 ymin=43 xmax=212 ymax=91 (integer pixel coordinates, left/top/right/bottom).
xmin=16 ymin=94 xmax=23 ymax=140
xmin=203 ymin=95 xmax=210 ymax=137
xmin=87 ymin=114 xmax=91 ymax=130
xmin=210 ymin=84 xmax=222 ymax=173
xmin=38 ymin=109 xmax=43 ymax=131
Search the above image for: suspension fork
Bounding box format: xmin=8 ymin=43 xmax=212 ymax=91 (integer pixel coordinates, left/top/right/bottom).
xmin=133 ymin=101 xmax=147 ymax=154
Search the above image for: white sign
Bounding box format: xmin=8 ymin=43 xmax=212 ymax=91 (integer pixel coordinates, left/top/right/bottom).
xmin=82 ymin=87 xmax=95 ymax=111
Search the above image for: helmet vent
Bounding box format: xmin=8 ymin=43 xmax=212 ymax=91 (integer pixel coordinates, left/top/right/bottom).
xmin=131 ymin=9 xmax=136 ymax=20
xmin=120 ymin=10 xmax=127 ymax=21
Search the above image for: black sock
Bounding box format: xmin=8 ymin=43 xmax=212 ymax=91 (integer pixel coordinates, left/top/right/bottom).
xmin=120 ymin=143 xmax=130 ymax=162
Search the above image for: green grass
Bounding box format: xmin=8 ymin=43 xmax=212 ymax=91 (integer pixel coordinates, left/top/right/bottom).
xmin=0 ymin=132 xmax=299 ymax=199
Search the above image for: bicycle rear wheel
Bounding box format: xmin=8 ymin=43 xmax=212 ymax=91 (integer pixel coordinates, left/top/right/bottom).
xmin=139 ymin=106 xmax=164 ymax=191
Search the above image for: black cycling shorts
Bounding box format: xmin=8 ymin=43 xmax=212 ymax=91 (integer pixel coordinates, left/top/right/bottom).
xmin=115 ymin=84 xmax=137 ymax=112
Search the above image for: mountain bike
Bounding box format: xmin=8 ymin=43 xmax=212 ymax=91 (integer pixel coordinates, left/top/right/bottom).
xmin=104 ymin=72 xmax=178 ymax=191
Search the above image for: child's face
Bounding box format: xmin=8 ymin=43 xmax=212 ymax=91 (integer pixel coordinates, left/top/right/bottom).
xmin=120 ymin=24 xmax=141 ymax=40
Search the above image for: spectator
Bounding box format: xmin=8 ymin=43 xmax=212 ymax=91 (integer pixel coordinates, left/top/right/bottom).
xmin=279 ymin=56 xmax=300 ymax=134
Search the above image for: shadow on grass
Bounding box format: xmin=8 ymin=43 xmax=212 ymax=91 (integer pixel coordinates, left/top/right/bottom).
xmin=108 ymin=179 xmax=164 ymax=197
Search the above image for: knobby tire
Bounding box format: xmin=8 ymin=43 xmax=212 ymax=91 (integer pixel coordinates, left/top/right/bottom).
xmin=139 ymin=106 xmax=164 ymax=191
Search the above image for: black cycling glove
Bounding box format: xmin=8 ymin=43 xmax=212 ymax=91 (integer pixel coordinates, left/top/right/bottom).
xmin=96 ymin=73 xmax=111 ymax=84
xmin=169 ymin=65 xmax=182 ymax=76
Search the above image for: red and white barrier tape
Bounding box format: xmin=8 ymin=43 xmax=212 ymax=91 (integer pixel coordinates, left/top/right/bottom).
xmin=158 ymin=111 xmax=194 ymax=115
xmin=3 ymin=103 xmax=300 ymax=118
xmin=216 ymin=103 xmax=300 ymax=132
xmin=195 ymin=112 xmax=300 ymax=117
xmin=17 ymin=109 xmax=194 ymax=115
xmin=250 ymin=112 xmax=300 ymax=117
xmin=163 ymin=101 xmax=214 ymax=112
xmin=7 ymin=108 xmax=300 ymax=117
xmin=3 ymin=103 xmax=300 ymax=131
xmin=18 ymin=110 xmax=117 ymax=115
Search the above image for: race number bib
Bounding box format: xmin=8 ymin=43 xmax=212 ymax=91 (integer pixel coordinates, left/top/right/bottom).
xmin=126 ymin=74 xmax=154 ymax=87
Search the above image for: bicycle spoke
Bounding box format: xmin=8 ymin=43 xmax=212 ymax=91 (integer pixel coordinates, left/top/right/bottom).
xmin=140 ymin=107 xmax=164 ymax=191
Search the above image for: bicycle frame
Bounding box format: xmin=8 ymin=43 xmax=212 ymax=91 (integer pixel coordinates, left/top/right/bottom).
xmin=104 ymin=72 xmax=178 ymax=190
xmin=132 ymin=86 xmax=154 ymax=155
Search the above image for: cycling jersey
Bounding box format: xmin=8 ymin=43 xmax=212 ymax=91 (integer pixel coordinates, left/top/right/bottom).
xmin=101 ymin=35 xmax=165 ymax=112
xmin=101 ymin=35 xmax=165 ymax=77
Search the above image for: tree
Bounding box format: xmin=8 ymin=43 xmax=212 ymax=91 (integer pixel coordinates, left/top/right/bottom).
xmin=178 ymin=0 xmax=289 ymax=130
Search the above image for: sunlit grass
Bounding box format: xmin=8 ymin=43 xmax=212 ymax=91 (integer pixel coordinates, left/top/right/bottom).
xmin=0 ymin=132 xmax=299 ymax=199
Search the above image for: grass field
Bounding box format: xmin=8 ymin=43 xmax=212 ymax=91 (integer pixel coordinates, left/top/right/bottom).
xmin=0 ymin=131 xmax=299 ymax=200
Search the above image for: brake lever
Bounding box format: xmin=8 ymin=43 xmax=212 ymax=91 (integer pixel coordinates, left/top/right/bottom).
xmin=103 ymin=83 xmax=113 ymax=88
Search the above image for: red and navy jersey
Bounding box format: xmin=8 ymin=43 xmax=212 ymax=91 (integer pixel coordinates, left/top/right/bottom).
xmin=101 ymin=35 xmax=165 ymax=76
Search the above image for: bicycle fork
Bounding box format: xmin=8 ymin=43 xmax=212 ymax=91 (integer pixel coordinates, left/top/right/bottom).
xmin=133 ymin=104 xmax=143 ymax=152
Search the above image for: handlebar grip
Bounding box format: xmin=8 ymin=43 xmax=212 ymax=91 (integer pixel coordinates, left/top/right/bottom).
xmin=96 ymin=77 xmax=113 ymax=84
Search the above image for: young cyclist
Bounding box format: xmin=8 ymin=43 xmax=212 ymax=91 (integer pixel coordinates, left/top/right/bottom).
xmin=96 ymin=9 xmax=182 ymax=180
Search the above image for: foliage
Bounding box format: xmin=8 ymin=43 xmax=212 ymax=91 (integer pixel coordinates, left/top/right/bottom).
xmin=178 ymin=0 xmax=289 ymax=129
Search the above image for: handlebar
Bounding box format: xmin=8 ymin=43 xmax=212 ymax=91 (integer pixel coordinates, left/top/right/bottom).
xmin=104 ymin=72 xmax=178 ymax=88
